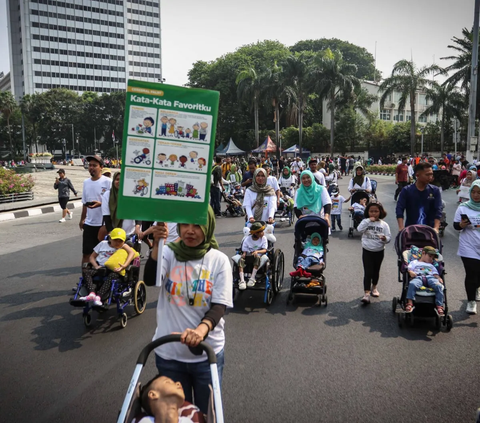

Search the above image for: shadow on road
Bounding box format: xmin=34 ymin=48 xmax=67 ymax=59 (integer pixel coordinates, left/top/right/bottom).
xmin=7 ymin=266 xmax=79 ymax=279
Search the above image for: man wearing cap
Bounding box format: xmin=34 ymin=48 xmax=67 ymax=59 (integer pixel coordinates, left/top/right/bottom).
xmin=79 ymin=155 xmax=112 ymax=266
xmin=102 ymin=168 xmax=112 ymax=179
xmin=54 ymin=168 xmax=78 ymax=223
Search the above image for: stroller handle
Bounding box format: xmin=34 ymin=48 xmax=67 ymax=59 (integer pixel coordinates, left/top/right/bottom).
xmin=136 ymin=334 xmax=217 ymax=366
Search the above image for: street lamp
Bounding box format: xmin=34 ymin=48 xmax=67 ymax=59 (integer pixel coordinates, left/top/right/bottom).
xmin=420 ymin=125 xmax=427 ymax=155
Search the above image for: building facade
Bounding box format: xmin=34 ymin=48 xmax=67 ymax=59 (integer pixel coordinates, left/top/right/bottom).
xmin=322 ymin=80 xmax=438 ymax=130
xmin=0 ymin=72 xmax=12 ymax=93
xmin=6 ymin=0 xmax=162 ymax=101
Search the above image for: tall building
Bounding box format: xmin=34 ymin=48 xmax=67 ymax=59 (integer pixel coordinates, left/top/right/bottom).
xmin=6 ymin=0 xmax=162 ymax=101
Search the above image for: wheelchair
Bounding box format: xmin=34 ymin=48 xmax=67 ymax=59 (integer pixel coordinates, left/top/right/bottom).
xmin=70 ymin=256 xmax=146 ymax=328
xmin=231 ymin=229 xmax=285 ymax=306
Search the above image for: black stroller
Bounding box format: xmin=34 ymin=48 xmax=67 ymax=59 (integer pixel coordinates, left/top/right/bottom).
xmin=274 ymin=187 xmax=295 ymax=226
xmin=221 ymin=190 xmax=245 ymax=217
xmin=392 ymin=225 xmax=453 ymax=331
xmin=287 ymin=215 xmax=329 ymax=306
xmin=117 ymin=335 xmax=223 ymax=423
xmin=347 ymin=190 xmax=370 ymax=238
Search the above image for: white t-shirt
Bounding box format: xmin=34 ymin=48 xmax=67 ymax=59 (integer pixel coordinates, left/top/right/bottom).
xmin=352 ymin=203 xmax=366 ymax=213
xmin=82 ymin=176 xmax=112 ymax=226
xmin=241 ymin=235 xmax=268 ymax=253
xmin=101 ymin=190 xmax=136 ymax=235
xmin=93 ymin=240 xmax=117 ymax=266
xmin=153 ymin=246 xmax=233 ymax=362
xmin=278 ymin=175 xmax=296 ymax=188
xmin=311 ymin=170 xmax=326 ymax=186
xmin=243 ymin=189 xmax=277 ymax=221
xmin=348 ymin=177 xmax=372 ymax=192
xmin=407 ymin=260 xmax=439 ymax=277
xmin=153 ymin=222 xmax=180 ymax=244
xmin=293 ymin=187 xmax=332 ymax=217
xmin=331 ymin=195 xmax=347 ymax=215
xmin=267 ymin=175 xmax=280 ymax=192
xmin=357 ymin=219 xmax=392 ymax=252
xmin=454 ymin=206 xmax=480 ymax=260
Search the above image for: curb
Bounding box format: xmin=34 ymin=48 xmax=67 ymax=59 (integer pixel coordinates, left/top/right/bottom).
xmin=0 ymin=200 xmax=84 ymax=222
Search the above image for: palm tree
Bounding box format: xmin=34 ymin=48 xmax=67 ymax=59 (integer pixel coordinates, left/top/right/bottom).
xmin=420 ymin=82 xmax=465 ymax=154
xmin=379 ymin=60 xmax=444 ymax=155
xmin=282 ymin=52 xmax=314 ymax=153
xmin=236 ymin=67 xmax=263 ymax=148
xmin=0 ymin=91 xmax=18 ymax=156
xmin=314 ymin=49 xmax=361 ymax=156
xmin=442 ymin=28 xmax=475 ymax=92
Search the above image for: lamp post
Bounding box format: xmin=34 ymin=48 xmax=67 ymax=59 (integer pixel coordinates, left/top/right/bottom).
xmin=420 ymin=125 xmax=426 ymax=155
xmin=71 ymin=124 xmax=75 ymax=157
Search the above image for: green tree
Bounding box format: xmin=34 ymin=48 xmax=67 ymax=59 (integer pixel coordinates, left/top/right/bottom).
xmin=314 ymin=49 xmax=360 ymax=156
xmin=0 ymin=91 xmax=18 ymax=155
xmin=420 ymin=82 xmax=465 ymax=154
xmin=379 ymin=60 xmax=444 ymax=155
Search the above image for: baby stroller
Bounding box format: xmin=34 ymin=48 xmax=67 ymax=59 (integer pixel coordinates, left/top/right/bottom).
xmin=287 ymin=216 xmax=329 ymax=306
xmin=275 ymin=187 xmax=295 ymax=226
xmin=117 ymin=335 xmax=223 ymax=423
xmin=347 ymin=190 xmax=371 ymax=238
xmin=392 ymin=224 xmax=453 ymax=331
xmin=221 ymin=189 xmax=245 ymax=217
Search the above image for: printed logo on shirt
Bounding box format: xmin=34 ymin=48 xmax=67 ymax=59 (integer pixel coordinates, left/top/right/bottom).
xmin=164 ymin=264 xmax=213 ymax=307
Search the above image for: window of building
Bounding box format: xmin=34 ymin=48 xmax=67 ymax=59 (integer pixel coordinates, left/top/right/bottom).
xmin=380 ymin=109 xmax=391 ymax=121
xmin=393 ymin=113 xmax=404 ymax=122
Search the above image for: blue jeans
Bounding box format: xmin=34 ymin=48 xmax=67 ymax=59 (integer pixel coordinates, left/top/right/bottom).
xmin=297 ymin=256 xmax=321 ymax=269
xmin=210 ymin=186 xmax=222 ymax=215
xmin=155 ymin=349 xmax=224 ymax=414
xmin=331 ymin=214 xmax=342 ymax=229
xmin=407 ymin=276 xmax=444 ymax=306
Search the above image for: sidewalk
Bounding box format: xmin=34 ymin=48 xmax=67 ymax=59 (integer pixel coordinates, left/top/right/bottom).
xmin=0 ymin=166 xmax=90 ymax=222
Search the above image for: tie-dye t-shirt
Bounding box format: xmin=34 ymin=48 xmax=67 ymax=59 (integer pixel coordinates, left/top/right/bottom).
xmin=153 ymin=246 xmax=233 ymax=363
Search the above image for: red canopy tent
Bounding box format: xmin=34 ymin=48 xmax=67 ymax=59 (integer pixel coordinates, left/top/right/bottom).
xmin=252 ymin=136 xmax=277 ymax=155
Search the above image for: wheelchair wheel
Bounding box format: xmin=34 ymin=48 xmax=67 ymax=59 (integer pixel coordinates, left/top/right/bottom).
xmin=272 ymin=249 xmax=284 ymax=293
xmin=266 ymin=286 xmax=274 ymax=306
xmin=120 ymin=312 xmax=128 ymax=328
xmin=83 ymin=313 xmax=92 ymax=328
xmin=134 ymin=280 xmax=147 ymax=314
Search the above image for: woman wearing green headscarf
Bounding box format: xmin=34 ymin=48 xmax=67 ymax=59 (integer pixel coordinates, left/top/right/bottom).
xmin=244 ymin=168 xmax=277 ymax=223
xmin=226 ymin=163 xmax=242 ymax=183
xmin=143 ymin=205 xmax=232 ymax=414
xmin=454 ymin=180 xmax=480 ymax=315
xmin=278 ymin=165 xmax=297 ymax=193
xmin=294 ymin=170 xmax=332 ymax=225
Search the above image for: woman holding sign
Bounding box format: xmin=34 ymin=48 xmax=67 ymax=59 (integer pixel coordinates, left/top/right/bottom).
xmin=143 ymin=206 xmax=233 ymax=414
xmin=243 ymin=168 xmax=277 ymax=224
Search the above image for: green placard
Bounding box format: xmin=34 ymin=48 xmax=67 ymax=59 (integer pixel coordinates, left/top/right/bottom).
xmin=117 ymin=80 xmax=219 ymax=225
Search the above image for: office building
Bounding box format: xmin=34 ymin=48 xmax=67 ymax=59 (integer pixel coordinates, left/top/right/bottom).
xmin=6 ymin=0 xmax=162 ymax=101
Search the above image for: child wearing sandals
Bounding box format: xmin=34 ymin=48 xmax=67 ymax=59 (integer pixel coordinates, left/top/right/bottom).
xmin=357 ymin=202 xmax=391 ymax=304
xmin=405 ymin=246 xmax=445 ymax=316
xmin=289 ymin=232 xmax=324 ymax=278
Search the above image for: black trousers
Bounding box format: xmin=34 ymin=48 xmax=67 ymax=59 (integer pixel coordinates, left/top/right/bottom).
xmin=394 ymin=181 xmax=408 ymax=200
xmin=461 ymin=256 xmax=480 ymax=301
xmin=210 ymin=186 xmax=222 ymax=215
xmin=362 ymin=248 xmax=384 ymax=291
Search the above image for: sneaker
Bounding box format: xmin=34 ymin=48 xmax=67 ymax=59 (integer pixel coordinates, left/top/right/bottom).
xmin=80 ymin=292 xmax=96 ymax=301
xmin=466 ymin=301 xmax=477 ymax=315
xmin=361 ymin=294 xmax=370 ymax=304
xmin=371 ymin=289 xmax=380 ymax=297
xmin=331 ymin=228 xmax=336 ymax=232
xmin=247 ymin=278 xmax=256 ymax=287
xmin=289 ymin=269 xmax=302 ymax=278
xmin=93 ymin=296 xmax=103 ymax=307
xmin=238 ymin=281 xmax=246 ymax=290
xmin=338 ymin=225 xmax=343 ymax=230
xmin=67 ymin=212 xmax=73 ymax=220
xmin=59 ymin=218 xmax=66 ymax=223
xmin=476 ymin=288 xmax=480 ymax=301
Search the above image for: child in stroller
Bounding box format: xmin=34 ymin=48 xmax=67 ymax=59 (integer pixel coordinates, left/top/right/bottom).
xmin=404 ymin=246 xmax=445 ymax=316
xmin=349 ymin=197 xmax=367 ymax=223
xmin=275 ymin=187 xmax=295 ymax=224
xmin=289 ymin=232 xmax=324 ymax=278
xmin=221 ymin=188 xmax=244 ymax=217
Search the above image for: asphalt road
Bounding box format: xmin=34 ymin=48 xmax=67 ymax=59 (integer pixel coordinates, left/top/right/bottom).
xmin=1 ymin=176 xmax=479 ymax=423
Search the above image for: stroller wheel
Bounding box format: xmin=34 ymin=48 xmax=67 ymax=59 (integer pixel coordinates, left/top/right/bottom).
xmin=83 ymin=313 xmax=92 ymax=328
xmin=405 ymin=312 xmax=414 ymax=327
xmin=397 ymin=313 xmax=403 ymax=328
xmin=446 ymin=315 xmax=453 ymax=331
xmin=323 ymin=295 xmax=328 ymax=306
xmin=392 ymin=297 xmax=398 ymax=313
xmin=435 ymin=315 xmax=441 ymax=330
xmin=348 ymin=228 xmax=353 ymax=238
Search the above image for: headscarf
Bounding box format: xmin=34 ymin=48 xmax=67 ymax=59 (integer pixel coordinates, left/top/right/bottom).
xmin=109 ymin=171 xmax=123 ymax=228
xmin=460 ymin=180 xmax=480 ymax=212
xmin=168 ymin=205 xmax=219 ymax=262
xmin=352 ymin=165 xmax=365 ymax=187
xmin=281 ymin=166 xmax=291 ymax=178
xmin=304 ymin=232 xmax=324 ymax=254
xmin=227 ymin=164 xmax=241 ymax=182
xmin=248 ymin=168 xmax=275 ymax=221
xmin=296 ymin=170 xmax=323 ymax=214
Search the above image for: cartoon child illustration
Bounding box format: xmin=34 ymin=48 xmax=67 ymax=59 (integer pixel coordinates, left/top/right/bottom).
xmin=143 ymin=117 xmax=154 ymax=134
xmin=160 ymin=116 xmax=168 ymax=137
xmin=168 ymin=154 xmax=178 ymax=166
xmin=179 ymin=155 xmax=188 ymax=168
xmin=134 ymin=178 xmax=149 ymax=196
xmin=133 ymin=147 xmax=151 ymax=165
xmin=177 ymin=126 xmax=185 ymax=138
xmin=185 ymin=128 xmax=191 ymax=139
xmin=157 ymin=152 xmax=167 ymax=165
xmin=192 ymin=123 xmax=199 ymax=140
xmin=199 ymin=122 xmax=208 ymax=141
xmin=168 ymin=118 xmax=177 ymax=136
xmin=189 ymin=151 xmax=198 ymax=163
xmin=197 ymin=157 xmax=206 ymax=170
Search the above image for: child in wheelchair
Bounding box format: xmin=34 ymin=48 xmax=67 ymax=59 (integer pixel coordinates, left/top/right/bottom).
xmin=80 ymin=228 xmax=137 ymax=306
xmin=232 ymin=221 xmax=269 ymax=290
xmin=290 ymin=232 xmax=324 ymax=278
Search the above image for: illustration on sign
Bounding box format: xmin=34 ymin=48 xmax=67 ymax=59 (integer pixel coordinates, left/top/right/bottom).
xmin=128 ymin=106 xmax=158 ymax=137
xmin=157 ymin=109 xmax=212 ymax=142
xmin=154 ymin=139 xmax=209 ymax=172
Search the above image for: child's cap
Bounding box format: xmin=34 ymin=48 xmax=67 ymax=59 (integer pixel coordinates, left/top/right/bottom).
xmin=250 ymin=221 xmax=265 ymax=234
xmin=110 ymin=228 xmax=127 ymax=241
xmin=422 ymin=246 xmax=439 ymax=257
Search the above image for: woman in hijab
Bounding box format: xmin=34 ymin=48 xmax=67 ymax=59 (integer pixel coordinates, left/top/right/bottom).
xmin=348 ymin=165 xmax=372 ymax=193
xmin=457 ymin=166 xmax=477 ymax=203
xmin=278 ymin=165 xmax=297 ymax=194
xmin=143 ymin=206 xmax=233 ymax=414
xmin=294 ymin=170 xmax=332 ymax=224
xmin=243 ymin=168 xmax=277 ymax=224
xmin=454 ymin=180 xmax=480 ymax=315
xmin=226 ymin=163 xmax=242 ymax=183
xmin=101 ymin=171 xmax=139 ymax=239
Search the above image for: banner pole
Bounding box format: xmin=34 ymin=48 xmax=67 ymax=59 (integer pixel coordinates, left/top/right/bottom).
xmin=156 ymin=238 xmax=165 ymax=287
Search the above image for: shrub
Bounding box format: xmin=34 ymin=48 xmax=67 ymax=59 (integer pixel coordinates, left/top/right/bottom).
xmin=0 ymin=168 xmax=35 ymax=195
xmin=365 ymin=165 xmax=397 ymax=174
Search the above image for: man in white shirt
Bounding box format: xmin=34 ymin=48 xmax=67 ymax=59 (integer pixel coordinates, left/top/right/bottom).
xmin=79 ymin=155 xmax=112 ymax=265
xmin=308 ymin=159 xmax=326 ymax=186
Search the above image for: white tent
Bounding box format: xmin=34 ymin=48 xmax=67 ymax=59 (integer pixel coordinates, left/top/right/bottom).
xmin=217 ymin=138 xmax=245 ymax=155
